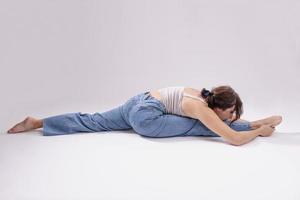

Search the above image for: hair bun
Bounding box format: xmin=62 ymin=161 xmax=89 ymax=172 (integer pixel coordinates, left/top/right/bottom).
xmin=201 ymin=88 xmax=214 ymax=98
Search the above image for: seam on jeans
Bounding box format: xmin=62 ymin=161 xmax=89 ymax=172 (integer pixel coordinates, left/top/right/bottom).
xmin=92 ymin=113 xmax=126 ymax=131
xmin=134 ymin=103 xmax=163 ymax=137
xmin=104 ymin=108 xmax=131 ymax=129
xmin=183 ymin=120 xmax=199 ymax=136
xmin=77 ymin=113 xmax=99 ymax=132
xmin=145 ymin=115 xmax=164 ymax=137
xmin=119 ymin=106 xmax=132 ymax=128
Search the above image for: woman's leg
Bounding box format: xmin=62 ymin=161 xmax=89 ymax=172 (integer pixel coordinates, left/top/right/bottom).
xmin=128 ymin=93 xmax=283 ymax=138
xmin=129 ymin=105 xmax=253 ymax=138
xmin=129 ymin=106 xmax=198 ymax=138
xmin=7 ymin=106 xmax=132 ymax=136
xmin=225 ymin=116 xmax=283 ymax=131
xmin=128 ymin=97 xmax=253 ymax=138
xmin=182 ymin=116 xmax=282 ymax=137
xmin=7 ymin=91 xmax=147 ymax=136
xmin=42 ymin=107 xmax=132 ymax=136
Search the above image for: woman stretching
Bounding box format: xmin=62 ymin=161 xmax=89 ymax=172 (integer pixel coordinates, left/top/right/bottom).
xmin=7 ymin=85 xmax=282 ymax=146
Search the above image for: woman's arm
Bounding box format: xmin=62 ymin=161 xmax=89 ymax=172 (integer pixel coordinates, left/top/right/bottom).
xmin=189 ymin=104 xmax=261 ymax=146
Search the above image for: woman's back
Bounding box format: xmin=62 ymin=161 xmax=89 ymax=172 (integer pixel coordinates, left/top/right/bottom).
xmin=149 ymin=86 xmax=207 ymax=119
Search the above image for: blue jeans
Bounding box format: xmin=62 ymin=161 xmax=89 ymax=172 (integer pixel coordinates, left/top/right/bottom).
xmin=42 ymin=91 xmax=251 ymax=137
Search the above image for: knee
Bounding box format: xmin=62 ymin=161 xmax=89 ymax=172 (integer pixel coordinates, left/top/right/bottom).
xmin=130 ymin=114 xmax=161 ymax=137
xmin=129 ymin=105 xmax=159 ymax=137
xmin=131 ymin=119 xmax=157 ymax=137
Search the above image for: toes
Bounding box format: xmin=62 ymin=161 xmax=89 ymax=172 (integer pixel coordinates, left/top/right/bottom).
xmin=7 ymin=117 xmax=37 ymax=134
xmin=7 ymin=124 xmax=21 ymax=133
xmin=7 ymin=128 xmax=15 ymax=133
xmin=271 ymin=116 xmax=282 ymax=126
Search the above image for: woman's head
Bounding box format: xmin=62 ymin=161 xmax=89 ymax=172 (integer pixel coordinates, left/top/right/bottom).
xmin=200 ymin=86 xmax=243 ymax=124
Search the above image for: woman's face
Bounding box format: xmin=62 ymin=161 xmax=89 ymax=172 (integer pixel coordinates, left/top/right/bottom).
xmin=213 ymin=105 xmax=235 ymax=121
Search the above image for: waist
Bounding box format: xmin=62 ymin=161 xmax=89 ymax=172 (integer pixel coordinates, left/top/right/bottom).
xmin=149 ymin=90 xmax=162 ymax=101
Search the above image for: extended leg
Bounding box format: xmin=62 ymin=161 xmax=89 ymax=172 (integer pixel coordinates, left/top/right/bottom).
xmin=42 ymin=106 xmax=132 ymax=136
xmin=128 ymin=103 xmax=253 ymax=138
xmin=7 ymin=91 xmax=149 ymax=136
xmin=7 ymin=106 xmax=132 ymax=136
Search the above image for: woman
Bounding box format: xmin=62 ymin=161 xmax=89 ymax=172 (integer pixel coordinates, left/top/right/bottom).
xmin=7 ymin=85 xmax=282 ymax=146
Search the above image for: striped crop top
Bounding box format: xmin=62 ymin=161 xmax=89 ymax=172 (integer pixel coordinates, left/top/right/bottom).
xmin=157 ymin=86 xmax=207 ymax=117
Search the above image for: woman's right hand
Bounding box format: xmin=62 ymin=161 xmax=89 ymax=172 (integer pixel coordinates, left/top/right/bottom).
xmin=258 ymin=125 xmax=275 ymax=137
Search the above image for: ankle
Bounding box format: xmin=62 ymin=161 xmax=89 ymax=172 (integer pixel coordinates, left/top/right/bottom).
xmin=250 ymin=121 xmax=261 ymax=130
xmin=34 ymin=119 xmax=43 ymax=129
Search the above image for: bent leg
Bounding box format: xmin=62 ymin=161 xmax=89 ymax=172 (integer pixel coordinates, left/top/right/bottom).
xmin=43 ymin=106 xmax=132 ymax=136
xmin=129 ymin=102 xmax=201 ymax=138
xmin=130 ymin=108 xmax=198 ymax=138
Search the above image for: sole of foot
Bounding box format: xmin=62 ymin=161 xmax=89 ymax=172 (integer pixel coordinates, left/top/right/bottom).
xmin=7 ymin=116 xmax=38 ymax=134
xmin=264 ymin=115 xmax=283 ymax=128
xmin=271 ymin=115 xmax=282 ymax=126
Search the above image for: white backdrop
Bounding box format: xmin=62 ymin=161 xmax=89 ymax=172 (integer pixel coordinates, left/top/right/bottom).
xmin=1 ymin=0 xmax=299 ymax=132
xmin=1 ymin=1 xmax=300 ymax=200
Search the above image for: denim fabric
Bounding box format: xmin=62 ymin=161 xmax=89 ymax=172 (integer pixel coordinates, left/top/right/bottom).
xmin=42 ymin=92 xmax=251 ymax=137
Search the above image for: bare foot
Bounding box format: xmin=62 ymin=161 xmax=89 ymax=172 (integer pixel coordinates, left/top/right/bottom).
xmin=7 ymin=116 xmax=41 ymax=134
xmin=251 ymin=115 xmax=283 ymax=129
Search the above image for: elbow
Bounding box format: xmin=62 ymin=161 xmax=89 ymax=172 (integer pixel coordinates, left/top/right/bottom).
xmin=228 ymin=136 xmax=244 ymax=146
xmin=229 ymin=141 xmax=243 ymax=146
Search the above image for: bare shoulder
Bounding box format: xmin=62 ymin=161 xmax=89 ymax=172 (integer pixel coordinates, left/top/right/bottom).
xmin=183 ymin=98 xmax=239 ymax=145
xmin=181 ymin=87 xmax=207 ymax=119
xmin=181 ymin=100 xmax=206 ymax=119
xmin=182 ymin=87 xmax=240 ymax=145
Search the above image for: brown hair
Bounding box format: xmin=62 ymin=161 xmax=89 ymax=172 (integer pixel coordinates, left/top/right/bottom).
xmin=200 ymin=85 xmax=243 ymax=125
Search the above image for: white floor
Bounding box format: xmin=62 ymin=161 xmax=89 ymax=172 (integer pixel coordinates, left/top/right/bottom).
xmin=0 ymin=128 xmax=299 ymax=200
